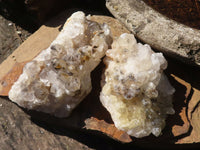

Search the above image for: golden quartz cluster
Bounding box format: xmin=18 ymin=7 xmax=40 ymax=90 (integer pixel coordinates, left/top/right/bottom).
xmin=100 ymin=33 xmax=175 ymax=137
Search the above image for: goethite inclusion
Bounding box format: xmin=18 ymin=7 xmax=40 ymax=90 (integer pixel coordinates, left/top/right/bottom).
xmin=100 ymin=33 xmax=175 ymax=138
xmin=8 ymin=11 xmax=112 ymax=117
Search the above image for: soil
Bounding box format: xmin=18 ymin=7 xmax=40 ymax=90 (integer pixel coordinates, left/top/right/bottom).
xmin=144 ymin=0 xmax=200 ymax=30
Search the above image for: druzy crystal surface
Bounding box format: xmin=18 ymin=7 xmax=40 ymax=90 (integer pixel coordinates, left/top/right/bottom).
xmin=9 ymin=11 xmax=112 ymax=117
xmin=100 ymin=33 xmax=175 ymax=138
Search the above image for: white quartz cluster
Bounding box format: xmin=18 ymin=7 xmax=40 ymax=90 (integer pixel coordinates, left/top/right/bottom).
xmin=100 ymin=33 xmax=175 ymax=138
xmin=8 ymin=11 xmax=112 ymax=117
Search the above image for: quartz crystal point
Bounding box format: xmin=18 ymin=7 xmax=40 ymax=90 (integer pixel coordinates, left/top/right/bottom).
xmin=100 ymin=33 xmax=175 ymax=138
xmin=8 ymin=11 xmax=112 ymax=117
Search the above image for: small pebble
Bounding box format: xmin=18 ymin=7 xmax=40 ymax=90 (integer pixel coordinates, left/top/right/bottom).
xmin=17 ymin=31 xmax=22 ymax=35
xmin=40 ymin=130 xmax=44 ymax=134
xmin=8 ymin=23 xmax=13 ymax=26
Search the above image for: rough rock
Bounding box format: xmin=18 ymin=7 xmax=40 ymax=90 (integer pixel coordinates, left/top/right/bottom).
xmin=106 ymin=0 xmax=200 ymax=67
xmin=0 ymin=97 xmax=93 ymax=150
xmin=100 ymin=33 xmax=175 ymax=138
xmin=8 ymin=11 xmax=112 ymax=118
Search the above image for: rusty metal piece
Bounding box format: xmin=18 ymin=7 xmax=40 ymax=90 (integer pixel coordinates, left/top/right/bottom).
xmin=106 ymin=0 xmax=200 ymax=66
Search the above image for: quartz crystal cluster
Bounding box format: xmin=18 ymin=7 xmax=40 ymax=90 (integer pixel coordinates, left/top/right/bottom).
xmin=100 ymin=33 xmax=175 ymax=138
xmin=8 ymin=11 xmax=112 ymax=117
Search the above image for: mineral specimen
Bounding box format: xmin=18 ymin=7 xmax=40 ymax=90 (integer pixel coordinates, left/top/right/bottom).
xmin=8 ymin=11 xmax=112 ymax=117
xmin=100 ymin=33 xmax=175 ymax=138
